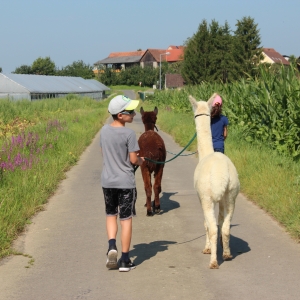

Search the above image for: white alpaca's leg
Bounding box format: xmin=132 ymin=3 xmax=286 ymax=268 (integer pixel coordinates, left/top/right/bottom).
xmin=222 ymin=195 xmax=235 ymax=260
xmin=218 ymin=200 xmax=225 ymax=247
xmin=203 ymin=221 xmax=211 ymax=254
xmin=202 ymin=201 xmax=218 ymax=269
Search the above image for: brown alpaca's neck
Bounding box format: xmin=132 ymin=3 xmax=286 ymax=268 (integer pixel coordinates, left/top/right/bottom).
xmin=144 ymin=123 xmax=155 ymax=131
xmin=195 ymin=116 xmax=214 ymax=160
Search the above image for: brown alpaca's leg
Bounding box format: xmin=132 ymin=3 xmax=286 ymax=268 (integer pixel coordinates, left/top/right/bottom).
xmin=141 ymin=166 xmax=153 ymax=216
xmin=153 ymin=166 xmax=164 ymax=213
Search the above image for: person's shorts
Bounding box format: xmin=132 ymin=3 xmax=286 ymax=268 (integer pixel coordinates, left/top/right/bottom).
xmin=102 ymin=188 xmax=137 ymax=220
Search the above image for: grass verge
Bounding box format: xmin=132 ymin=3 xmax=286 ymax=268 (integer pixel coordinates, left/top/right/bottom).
xmin=0 ymin=96 xmax=110 ymax=258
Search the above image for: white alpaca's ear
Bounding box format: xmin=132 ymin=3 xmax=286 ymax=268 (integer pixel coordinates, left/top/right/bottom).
xmin=189 ymin=95 xmax=198 ymax=112
xmin=207 ymin=93 xmax=217 ymax=110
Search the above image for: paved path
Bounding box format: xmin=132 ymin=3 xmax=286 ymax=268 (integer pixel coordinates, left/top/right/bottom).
xmin=1 ymin=102 xmax=300 ymax=299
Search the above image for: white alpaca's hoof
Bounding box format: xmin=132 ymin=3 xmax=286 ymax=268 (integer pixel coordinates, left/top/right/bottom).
xmin=223 ymin=254 xmax=233 ymax=261
xmin=202 ymin=248 xmax=211 ymax=254
xmin=209 ymin=261 xmax=219 ymax=269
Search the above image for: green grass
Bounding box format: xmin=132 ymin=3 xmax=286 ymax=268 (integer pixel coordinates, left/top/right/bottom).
xmin=141 ymin=101 xmax=300 ymax=242
xmin=109 ymin=85 xmax=153 ymax=93
xmin=0 ymin=95 xmax=111 ymax=258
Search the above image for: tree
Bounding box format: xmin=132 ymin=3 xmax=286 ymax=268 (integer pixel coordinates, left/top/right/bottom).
xmin=207 ymin=20 xmax=239 ymax=83
xmin=181 ymin=19 xmax=211 ymax=84
xmin=181 ymin=19 xmax=239 ymax=84
xmin=13 ymin=65 xmax=32 ymax=74
xmin=58 ymin=60 xmax=94 ymax=79
xmin=234 ymin=16 xmax=263 ymax=77
xmin=31 ymin=57 xmax=56 ymax=75
xmin=0 ymin=67 xmax=2 ymax=73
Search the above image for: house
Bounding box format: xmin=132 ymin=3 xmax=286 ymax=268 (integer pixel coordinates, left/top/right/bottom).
xmin=93 ymin=51 xmax=145 ymax=73
xmin=93 ymin=46 xmax=184 ymax=73
xmin=261 ymin=48 xmax=290 ymax=66
xmin=140 ymin=49 xmax=171 ymax=68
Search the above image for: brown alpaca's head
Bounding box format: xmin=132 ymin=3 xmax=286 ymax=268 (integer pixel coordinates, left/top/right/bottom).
xmin=140 ymin=107 xmax=158 ymax=131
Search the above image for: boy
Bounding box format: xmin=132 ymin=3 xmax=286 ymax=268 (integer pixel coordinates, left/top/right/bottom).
xmin=100 ymin=95 xmax=144 ymax=272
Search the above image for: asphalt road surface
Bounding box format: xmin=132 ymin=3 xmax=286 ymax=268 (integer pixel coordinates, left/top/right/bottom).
xmin=0 ymin=94 xmax=299 ymax=300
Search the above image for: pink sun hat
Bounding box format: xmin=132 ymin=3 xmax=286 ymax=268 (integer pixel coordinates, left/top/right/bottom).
xmin=212 ymin=95 xmax=222 ymax=106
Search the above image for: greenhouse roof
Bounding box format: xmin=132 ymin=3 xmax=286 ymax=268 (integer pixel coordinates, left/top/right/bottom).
xmin=0 ymin=73 xmax=110 ymax=93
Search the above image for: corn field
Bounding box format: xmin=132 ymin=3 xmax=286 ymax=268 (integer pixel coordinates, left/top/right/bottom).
xmin=151 ymin=66 xmax=300 ymax=159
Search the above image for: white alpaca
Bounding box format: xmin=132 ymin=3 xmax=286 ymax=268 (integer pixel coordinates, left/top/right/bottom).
xmin=189 ymin=94 xmax=240 ymax=269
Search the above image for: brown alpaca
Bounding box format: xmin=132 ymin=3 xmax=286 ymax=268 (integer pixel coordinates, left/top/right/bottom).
xmin=138 ymin=107 xmax=166 ymax=216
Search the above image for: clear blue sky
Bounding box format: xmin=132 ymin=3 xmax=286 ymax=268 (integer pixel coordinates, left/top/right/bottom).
xmin=1 ymin=0 xmax=299 ymax=73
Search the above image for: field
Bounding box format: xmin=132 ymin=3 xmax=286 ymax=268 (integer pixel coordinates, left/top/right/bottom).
xmin=0 ymin=95 xmax=110 ymax=257
xmin=1 ymin=73 xmax=299 ymax=258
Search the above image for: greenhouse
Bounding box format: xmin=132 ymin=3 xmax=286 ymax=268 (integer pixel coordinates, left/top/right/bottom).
xmin=0 ymin=73 xmax=110 ymax=101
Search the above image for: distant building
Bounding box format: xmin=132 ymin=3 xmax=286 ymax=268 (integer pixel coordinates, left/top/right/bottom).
xmin=261 ymin=48 xmax=290 ymax=66
xmin=165 ymin=74 xmax=185 ymax=89
xmin=93 ymin=51 xmax=146 ymax=73
xmin=93 ymin=46 xmax=184 ymax=72
xmin=140 ymin=48 xmax=184 ymax=68
xmin=0 ymin=73 xmax=110 ymax=101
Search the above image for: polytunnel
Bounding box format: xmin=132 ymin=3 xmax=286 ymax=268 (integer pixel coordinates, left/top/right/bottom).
xmin=0 ymin=73 xmax=110 ymax=101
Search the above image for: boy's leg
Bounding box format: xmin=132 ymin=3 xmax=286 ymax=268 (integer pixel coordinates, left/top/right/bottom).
xmin=106 ymin=215 xmax=118 ymax=240
xmin=103 ymin=188 xmax=119 ymax=269
xmin=120 ymin=217 xmax=132 ymax=253
xmin=119 ymin=217 xmax=136 ymax=271
xmin=118 ymin=188 xmax=137 ymax=272
xmin=105 ymin=216 xmax=118 ymax=269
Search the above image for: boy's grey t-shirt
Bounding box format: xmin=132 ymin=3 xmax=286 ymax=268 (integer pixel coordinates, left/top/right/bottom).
xmin=100 ymin=124 xmax=140 ymax=188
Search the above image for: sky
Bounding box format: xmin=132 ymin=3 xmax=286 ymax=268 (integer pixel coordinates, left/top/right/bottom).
xmin=1 ymin=0 xmax=299 ymax=73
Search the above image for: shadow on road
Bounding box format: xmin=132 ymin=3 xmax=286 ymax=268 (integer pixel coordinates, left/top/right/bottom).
xmin=130 ymin=240 xmax=177 ymax=266
xmin=158 ymin=192 xmax=180 ymax=214
xmin=217 ymin=233 xmax=251 ymax=266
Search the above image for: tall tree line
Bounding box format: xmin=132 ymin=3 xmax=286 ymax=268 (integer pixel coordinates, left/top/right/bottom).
xmin=182 ymin=16 xmax=263 ymax=84
xmin=13 ymin=57 xmax=94 ymax=79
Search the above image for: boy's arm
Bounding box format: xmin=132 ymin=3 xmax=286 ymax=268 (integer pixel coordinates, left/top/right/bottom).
xmin=129 ymin=152 xmax=144 ymax=166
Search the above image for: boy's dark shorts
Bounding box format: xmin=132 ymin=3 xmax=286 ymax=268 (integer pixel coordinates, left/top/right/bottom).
xmin=102 ymin=188 xmax=137 ymax=220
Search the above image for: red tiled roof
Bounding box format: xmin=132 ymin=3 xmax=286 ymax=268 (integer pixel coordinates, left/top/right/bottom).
xmin=263 ymin=48 xmax=290 ymax=65
xmin=144 ymin=48 xmax=184 ymax=62
xmin=108 ymin=51 xmax=145 ymax=58
xmin=146 ymin=49 xmax=170 ymax=61
xmin=166 ymin=49 xmax=184 ymax=62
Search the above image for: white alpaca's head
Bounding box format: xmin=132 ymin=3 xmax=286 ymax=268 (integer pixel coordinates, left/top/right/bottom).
xmin=189 ymin=93 xmax=219 ymax=117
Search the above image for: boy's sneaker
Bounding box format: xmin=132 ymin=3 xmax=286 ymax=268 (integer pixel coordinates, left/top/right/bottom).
xmin=106 ymin=245 xmax=118 ymax=269
xmin=118 ymin=259 xmax=136 ymax=272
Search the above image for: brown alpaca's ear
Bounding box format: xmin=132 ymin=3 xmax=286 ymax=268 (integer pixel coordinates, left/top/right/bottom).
xmin=154 ymin=107 xmax=158 ymax=115
xmin=140 ymin=107 xmax=144 ymax=115
xmin=188 ymin=95 xmax=198 ymax=112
